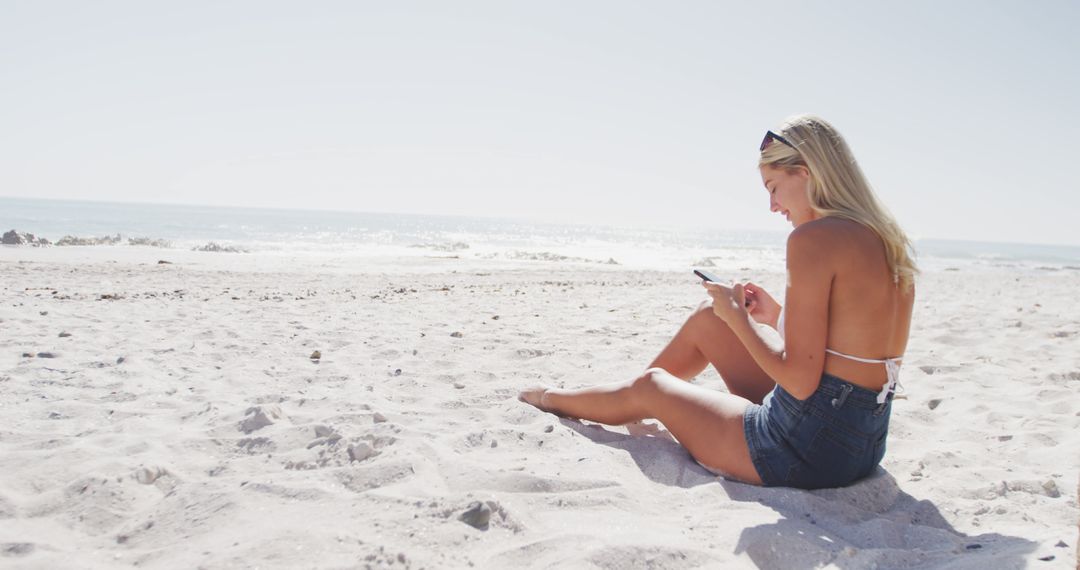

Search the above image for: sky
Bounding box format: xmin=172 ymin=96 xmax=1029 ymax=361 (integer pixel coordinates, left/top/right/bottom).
xmin=2 ymin=1 xmax=1078 ymax=246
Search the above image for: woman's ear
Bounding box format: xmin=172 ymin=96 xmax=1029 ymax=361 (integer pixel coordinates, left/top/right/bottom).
xmin=797 ymin=166 xmax=816 ymax=196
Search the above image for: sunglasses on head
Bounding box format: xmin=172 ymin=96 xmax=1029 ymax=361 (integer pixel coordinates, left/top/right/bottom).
xmin=760 ymin=130 xmax=796 ymax=152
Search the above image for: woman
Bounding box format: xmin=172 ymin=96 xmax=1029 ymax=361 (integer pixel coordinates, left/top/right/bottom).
xmin=519 ymin=115 xmax=917 ymax=489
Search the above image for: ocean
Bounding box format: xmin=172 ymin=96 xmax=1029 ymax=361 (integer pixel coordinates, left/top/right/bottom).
xmin=3 ymin=197 xmax=1079 ymax=273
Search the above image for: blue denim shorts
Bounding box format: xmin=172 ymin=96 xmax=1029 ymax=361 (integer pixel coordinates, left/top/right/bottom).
xmin=744 ymin=373 xmax=891 ymax=489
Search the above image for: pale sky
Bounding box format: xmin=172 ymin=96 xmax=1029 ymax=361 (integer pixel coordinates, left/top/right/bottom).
xmin=2 ymin=1 xmax=1078 ymax=245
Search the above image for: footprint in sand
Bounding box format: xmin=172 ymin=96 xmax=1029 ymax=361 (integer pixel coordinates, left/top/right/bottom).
xmin=919 ymin=365 xmax=961 ymax=375
xmin=236 ymin=437 xmax=275 ymax=454
xmin=237 ymin=404 xmax=287 ymax=434
xmin=133 ymin=466 xmax=169 ymax=485
xmin=55 ymin=475 xmax=159 ymax=534
xmin=335 ymin=460 xmax=415 ymax=493
xmin=2 ymin=543 xmax=35 ymax=558
xmin=965 ymin=479 xmax=1063 ymax=500
xmin=284 ymin=420 xmax=398 ymax=471
xmin=348 ymin=441 xmax=375 ymax=461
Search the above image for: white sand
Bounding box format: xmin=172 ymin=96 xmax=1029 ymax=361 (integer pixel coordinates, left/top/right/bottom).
xmin=0 ymin=246 xmax=1077 ymax=569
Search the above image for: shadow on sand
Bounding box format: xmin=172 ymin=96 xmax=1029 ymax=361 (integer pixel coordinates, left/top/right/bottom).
xmin=564 ymin=418 xmax=1040 ymax=569
xmin=560 ymin=418 xmax=719 ymax=488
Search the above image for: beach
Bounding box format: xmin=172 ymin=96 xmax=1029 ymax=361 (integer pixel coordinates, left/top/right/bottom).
xmin=0 ymin=246 xmax=1077 ymax=569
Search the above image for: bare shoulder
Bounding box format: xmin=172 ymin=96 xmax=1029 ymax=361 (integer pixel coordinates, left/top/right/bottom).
xmin=785 ymin=218 xmax=881 ymax=281
xmin=786 ymin=215 xmax=868 ymax=258
xmin=790 ymin=215 xmax=864 ymax=247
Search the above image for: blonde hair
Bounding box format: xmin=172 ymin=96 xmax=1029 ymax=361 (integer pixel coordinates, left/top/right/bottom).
xmin=759 ymin=114 xmax=918 ymax=290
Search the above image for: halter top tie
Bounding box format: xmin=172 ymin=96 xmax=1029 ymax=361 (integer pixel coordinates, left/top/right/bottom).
xmin=778 ymin=307 xmax=903 ymax=404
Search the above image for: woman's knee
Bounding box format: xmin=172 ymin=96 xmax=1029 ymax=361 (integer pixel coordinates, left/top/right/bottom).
xmin=632 ymin=367 xmax=677 ymax=397
xmin=690 ymin=299 xmax=736 ymax=340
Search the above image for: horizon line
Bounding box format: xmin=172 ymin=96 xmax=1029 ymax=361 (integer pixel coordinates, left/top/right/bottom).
xmin=2 ymin=194 xmax=1079 ymax=251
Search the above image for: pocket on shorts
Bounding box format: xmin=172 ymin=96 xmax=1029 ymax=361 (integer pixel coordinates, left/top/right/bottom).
xmin=871 ymin=432 xmax=887 ymax=465
xmin=792 ymin=423 xmax=872 ymax=488
xmin=809 ymin=421 xmax=871 ymax=458
xmin=770 ymin=386 xmax=808 ymax=433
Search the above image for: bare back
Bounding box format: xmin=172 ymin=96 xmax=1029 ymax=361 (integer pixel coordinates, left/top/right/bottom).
xmin=815 ymin=218 xmax=914 ymax=391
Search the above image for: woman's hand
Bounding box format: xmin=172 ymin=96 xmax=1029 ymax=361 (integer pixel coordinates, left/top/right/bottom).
xmin=702 ymin=281 xmax=748 ymax=323
xmin=742 ymin=282 xmax=782 ymax=329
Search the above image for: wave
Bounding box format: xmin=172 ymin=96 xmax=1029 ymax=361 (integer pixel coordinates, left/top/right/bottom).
xmin=480 ymin=250 xmax=620 ymax=265
xmin=407 ymin=241 xmax=470 ymax=252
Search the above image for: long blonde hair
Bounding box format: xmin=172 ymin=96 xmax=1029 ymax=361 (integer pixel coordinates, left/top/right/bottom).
xmin=759 ymin=114 xmax=918 ymax=290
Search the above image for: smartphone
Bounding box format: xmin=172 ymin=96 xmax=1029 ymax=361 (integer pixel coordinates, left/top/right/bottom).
xmin=693 ymin=269 xmax=723 ymax=283
xmin=695 ymin=269 xmax=751 ymax=307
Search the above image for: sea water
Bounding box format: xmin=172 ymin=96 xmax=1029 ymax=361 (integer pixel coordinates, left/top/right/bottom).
xmin=3 ymin=197 xmax=1079 ymax=274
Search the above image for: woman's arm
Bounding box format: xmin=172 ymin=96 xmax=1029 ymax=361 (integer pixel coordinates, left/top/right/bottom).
xmin=743 ymin=282 xmax=782 ymax=329
xmin=705 ymin=224 xmax=834 ymax=400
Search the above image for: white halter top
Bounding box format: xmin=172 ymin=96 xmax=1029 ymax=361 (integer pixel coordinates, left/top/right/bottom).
xmin=778 ymin=307 xmax=903 ymax=404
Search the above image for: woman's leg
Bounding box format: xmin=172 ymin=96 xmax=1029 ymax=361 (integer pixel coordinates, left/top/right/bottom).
xmin=519 ymin=368 xmax=762 ymax=484
xmin=649 ymin=300 xmax=776 ymax=404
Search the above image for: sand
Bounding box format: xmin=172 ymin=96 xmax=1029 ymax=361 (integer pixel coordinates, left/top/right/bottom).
xmin=0 ymin=246 xmax=1077 ymax=569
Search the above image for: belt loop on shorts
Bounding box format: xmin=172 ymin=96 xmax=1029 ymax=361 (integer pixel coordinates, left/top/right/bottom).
xmin=873 ymin=397 xmax=890 ymax=416
xmin=830 ymin=384 xmax=854 ymax=410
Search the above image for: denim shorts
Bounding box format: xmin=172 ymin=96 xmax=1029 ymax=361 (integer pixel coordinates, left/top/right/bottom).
xmin=743 ymin=373 xmax=891 ymax=489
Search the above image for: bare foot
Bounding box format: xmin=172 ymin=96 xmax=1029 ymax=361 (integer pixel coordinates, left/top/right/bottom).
xmin=517 ymin=386 xmax=551 ymax=412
